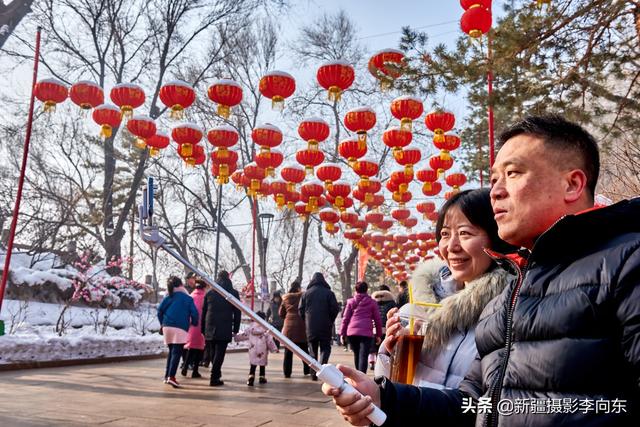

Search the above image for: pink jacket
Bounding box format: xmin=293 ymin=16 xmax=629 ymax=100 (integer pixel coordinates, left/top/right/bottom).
xmin=235 ymin=322 xmax=278 ymax=366
xmin=185 ymin=288 xmax=206 ymax=350
xmin=340 ymin=293 xmax=383 ymax=338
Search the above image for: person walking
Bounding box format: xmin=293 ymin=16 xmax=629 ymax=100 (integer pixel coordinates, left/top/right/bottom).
xmin=157 ymin=276 xmax=198 ymax=388
xmin=279 ymin=281 xmax=311 ymax=378
xmin=339 ymin=281 xmax=383 ymax=374
xmin=266 ymin=290 xmax=284 ymax=349
xmin=235 ymin=311 xmax=278 ymax=386
xmin=299 ymin=272 xmax=340 ymax=381
xmin=181 ymin=278 xmax=207 ymax=378
xmin=201 ymin=270 xmax=241 ymax=386
xmin=394 ymin=280 xmax=409 ymax=307
xmin=368 ymin=285 xmax=396 ymax=370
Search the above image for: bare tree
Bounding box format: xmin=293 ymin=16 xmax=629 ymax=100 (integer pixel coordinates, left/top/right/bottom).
xmin=0 ymin=0 xmax=33 ymax=50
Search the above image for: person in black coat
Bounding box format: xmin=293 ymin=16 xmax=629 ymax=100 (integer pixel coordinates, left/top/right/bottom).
xmin=201 ymin=270 xmax=241 ymax=386
xmin=299 ymin=272 xmax=340 ymax=380
xmin=322 ymin=115 xmax=640 ymax=426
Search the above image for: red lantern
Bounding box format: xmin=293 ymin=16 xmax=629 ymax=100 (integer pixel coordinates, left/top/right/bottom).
xmin=259 ymin=71 xmax=296 ymax=111
xmin=316 ymin=163 xmax=342 ymax=189
xmin=390 ymin=96 xmax=424 ymax=132
xmin=378 ymin=217 xmax=394 ymax=231
xmin=159 ymin=80 xmax=195 ymax=119
xmin=429 ymin=155 xmax=454 ymax=177
xmin=280 ymin=163 xmax=306 ymax=192
xmin=461 ymin=6 xmax=492 ymax=38
xmin=393 ymin=191 xmax=412 ymax=206
xmin=92 ymin=103 xmax=122 ymax=138
xmin=34 ymin=78 xmax=68 ymax=112
xmin=359 ymin=177 xmax=381 ymax=194
xmin=416 ymin=168 xmax=438 ymax=185
xmin=252 ymin=123 xmax=283 ymax=156
xmin=328 ymin=180 xmax=351 ymax=209
xmin=244 ymin=162 xmax=267 ymax=195
xmin=344 ymin=228 xmax=363 ymax=241
xmin=255 ymin=149 xmax=283 ymax=176
xmin=317 ymin=60 xmax=355 ymax=102
xmin=270 ymin=179 xmax=290 ymax=208
xmin=296 ymin=149 xmax=325 ymax=175
xmin=207 ymin=125 xmax=239 ymax=160
xmin=181 ymin=144 xmax=206 ymax=167
xmin=231 ymin=170 xmax=244 ymax=187
xmin=425 ymin=110 xmax=455 ymax=142
xmin=69 ymin=81 xmax=103 ymax=110
xmin=295 ymin=201 xmax=308 ymax=218
xmin=344 ymin=107 xmax=376 ymax=147
xmin=434 ymin=134 xmax=461 ymax=160
xmin=394 ymin=147 xmax=421 ymax=176
xmin=172 ymin=123 xmax=203 ymax=158
xmin=401 ymin=216 xmax=418 ymax=229
xmin=368 ymin=49 xmax=405 ymax=89
xmin=339 ymin=138 xmax=367 ymax=166
xmin=340 ymin=209 xmax=358 ymax=225
xmin=127 ymin=114 xmax=157 ymax=149
xmin=390 ymin=169 xmax=413 ymax=193
xmin=423 ymin=181 xmax=443 ymax=197
xmin=298 ymin=117 xmax=330 ymax=151
xmin=300 ymin=179 xmax=324 ymax=212
xmin=319 ymin=208 xmax=340 ymax=234
xmin=146 ymin=131 xmax=170 ymax=156
xmin=110 ymin=83 xmax=145 ymax=117
xmin=460 ymin=0 xmax=492 ymax=9
xmin=394 ymin=234 xmax=409 ymax=244
xmin=353 ymin=158 xmax=379 ymax=188
xmin=212 ymin=162 xmax=238 ymax=185
xmin=444 ymin=190 xmax=458 ymax=200
xmin=383 ymin=127 xmax=412 ymax=155
xmin=365 ymin=211 xmax=384 ymax=226
xmin=386 ymin=179 xmax=400 ymax=194
xmin=416 ymin=201 xmax=437 ymax=219
xmin=391 ymin=208 xmax=411 ymax=222
xmin=207 ymin=79 xmax=243 ymax=119
xmin=446 ymin=173 xmax=467 ymax=190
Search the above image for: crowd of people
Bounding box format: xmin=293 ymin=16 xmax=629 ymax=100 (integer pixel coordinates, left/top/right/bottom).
xmin=157 ymin=115 xmax=638 ymax=424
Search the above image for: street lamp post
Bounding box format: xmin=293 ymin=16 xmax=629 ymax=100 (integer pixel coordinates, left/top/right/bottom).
xmin=258 ymin=213 xmax=274 ymax=311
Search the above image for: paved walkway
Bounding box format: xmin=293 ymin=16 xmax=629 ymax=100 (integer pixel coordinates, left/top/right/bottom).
xmin=0 ymin=345 xmax=360 ymax=427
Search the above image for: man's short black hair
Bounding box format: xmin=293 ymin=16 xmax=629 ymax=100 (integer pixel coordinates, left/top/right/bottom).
xmin=498 ymin=115 xmax=600 ymax=198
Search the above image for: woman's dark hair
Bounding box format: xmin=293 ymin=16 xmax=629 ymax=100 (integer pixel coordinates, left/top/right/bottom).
xmin=256 ymin=311 xmax=267 ymax=320
xmin=378 ymin=284 xmax=390 ymax=292
xmin=355 ymin=281 xmax=368 ymax=294
xmin=167 ymin=276 xmax=183 ymax=296
xmin=271 ymin=290 xmax=282 ymax=302
xmin=435 ymin=188 xmax=516 ymax=254
xmin=289 ymin=281 xmax=301 ymax=293
xmin=308 ymin=272 xmax=330 ymax=289
xmin=398 ymin=280 xmax=408 ymax=289
xmin=195 ymin=279 xmax=207 ymax=289
xmin=216 ymin=270 xmax=233 ymax=290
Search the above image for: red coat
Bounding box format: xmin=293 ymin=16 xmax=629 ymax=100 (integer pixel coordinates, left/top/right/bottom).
xmin=185 ymin=288 xmax=206 ymax=350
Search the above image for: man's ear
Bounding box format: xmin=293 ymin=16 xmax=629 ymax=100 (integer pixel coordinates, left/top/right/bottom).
xmin=564 ymin=169 xmax=588 ymax=203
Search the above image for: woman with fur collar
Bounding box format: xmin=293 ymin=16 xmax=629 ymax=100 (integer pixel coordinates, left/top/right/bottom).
xmin=375 ymin=188 xmax=516 ymax=389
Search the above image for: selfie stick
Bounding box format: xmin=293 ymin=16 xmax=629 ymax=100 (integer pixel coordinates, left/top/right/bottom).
xmin=139 ymin=178 xmax=386 ymax=426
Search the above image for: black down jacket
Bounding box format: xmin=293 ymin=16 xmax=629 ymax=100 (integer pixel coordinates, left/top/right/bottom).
xmin=201 ymin=280 xmax=241 ymax=343
xmin=378 ymin=198 xmax=640 ymax=426
xmin=299 ymin=274 xmax=340 ymax=342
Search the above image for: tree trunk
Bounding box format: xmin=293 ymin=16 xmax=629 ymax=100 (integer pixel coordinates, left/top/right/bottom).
xmin=0 ymin=0 xmax=34 ymax=50
xmin=296 ymin=217 xmax=310 ymax=282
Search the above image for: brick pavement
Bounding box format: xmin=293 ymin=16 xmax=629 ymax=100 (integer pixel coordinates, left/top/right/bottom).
xmin=0 ymin=345 xmax=362 ymax=427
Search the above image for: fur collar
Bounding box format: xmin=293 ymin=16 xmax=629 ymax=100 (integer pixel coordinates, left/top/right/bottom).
xmin=421 ymin=268 xmax=512 ymax=355
xmin=372 ymin=290 xmax=395 ymax=302
xmin=409 ymin=258 xmax=448 ymax=305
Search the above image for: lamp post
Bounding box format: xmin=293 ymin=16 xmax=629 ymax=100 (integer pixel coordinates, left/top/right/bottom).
xmin=258 ymin=213 xmax=274 ymax=311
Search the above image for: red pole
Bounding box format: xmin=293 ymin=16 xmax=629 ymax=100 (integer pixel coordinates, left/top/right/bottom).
xmin=0 ymin=27 xmax=41 ymax=317
xmin=250 ymin=196 xmax=257 ymax=310
xmin=487 ymin=33 xmax=495 ymax=168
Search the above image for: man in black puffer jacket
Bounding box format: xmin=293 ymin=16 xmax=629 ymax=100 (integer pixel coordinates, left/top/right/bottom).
xmin=322 ymin=115 xmax=639 ymax=426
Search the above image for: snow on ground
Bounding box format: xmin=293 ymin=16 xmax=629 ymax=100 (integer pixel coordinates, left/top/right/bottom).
xmin=0 ymin=299 xmax=248 ymax=365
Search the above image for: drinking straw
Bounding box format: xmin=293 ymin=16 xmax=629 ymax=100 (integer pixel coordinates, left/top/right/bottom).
xmin=408 ymin=281 xmax=415 ymax=335
xmin=415 ymin=302 xmax=443 ymax=308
